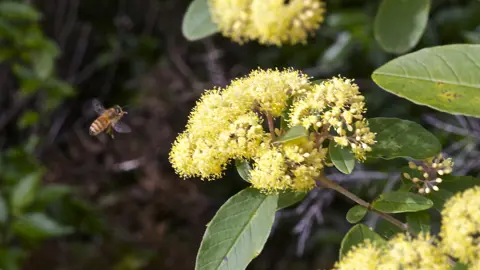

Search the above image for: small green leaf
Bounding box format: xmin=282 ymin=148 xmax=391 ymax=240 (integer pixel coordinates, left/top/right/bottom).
xmin=406 ymin=211 xmax=430 ymax=235
xmin=426 ymin=175 xmax=480 ymax=210
xmin=235 ymin=159 xmax=252 ymax=183
xmin=280 ymin=98 xmax=294 ymax=130
xmin=195 ymin=188 xmax=277 ymax=270
xmin=329 ymin=140 xmax=355 ymax=174
xmin=0 ymin=248 xmax=25 ymax=270
xmin=346 ymin=205 xmax=368 ymax=224
xmin=10 ymin=173 xmax=41 ymax=216
xmin=339 ymin=224 xmax=386 ymax=259
xmin=182 ymin=0 xmax=219 ymax=41
xmin=11 ymin=213 xmax=74 ymax=240
xmin=273 ymin=126 xmax=308 ymax=144
xmin=372 ymin=44 xmax=480 ymax=117
xmin=277 ymin=191 xmax=307 ymax=210
xmin=32 ymin=43 xmax=58 ymax=80
xmin=375 ymin=218 xmax=403 ymax=239
xmin=451 ymin=262 xmax=469 ymax=270
xmin=372 ymin=191 xmax=433 ymax=213
xmin=374 ymin=0 xmax=431 ymax=54
xmin=0 ymin=195 xmax=7 ymax=224
xmin=18 ymin=111 xmax=39 ymax=129
xmin=0 ymin=2 xmax=41 ymax=21
xmin=37 ymin=184 xmax=73 ymax=206
xmin=368 ymin=118 xmax=441 ymax=160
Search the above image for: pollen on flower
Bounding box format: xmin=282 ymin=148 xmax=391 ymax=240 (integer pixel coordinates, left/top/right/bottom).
xmin=440 ymin=186 xmax=480 ymax=265
xmin=208 ymin=0 xmax=254 ymax=43
xmin=289 ymin=76 xmax=376 ymax=161
xmin=333 ymin=240 xmax=382 ymax=270
xmin=379 ymin=233 xmax=450 ymax=270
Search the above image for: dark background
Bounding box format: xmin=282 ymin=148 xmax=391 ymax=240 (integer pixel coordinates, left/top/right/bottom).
xmin=1 ymin=0 xmax=480 ymax=269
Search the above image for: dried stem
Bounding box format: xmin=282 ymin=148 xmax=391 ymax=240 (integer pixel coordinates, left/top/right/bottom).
xmin=266 ymin=113 xmax=275 ymax=138
xmin=316 ymin=174 xmax=413 ymax=235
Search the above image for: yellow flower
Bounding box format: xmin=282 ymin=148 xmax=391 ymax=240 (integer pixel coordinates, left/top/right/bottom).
xmin=250 ymin=134 xmax=327 ymax=193
xmin=249 ymin=0 xmax=326 ymax=45
xmin=289 ymin=76 xmax=375 ymax=161
xmin=379 ymin=234 xmax=450 ymax=270
xmin=440 ymin=186 xmax=480 ymax=265
xmin=333 ymin=241 xmax=382 ymax=270
xmin=208 ymin=0 xmax=253 ymax=43
xmin=403 ymin=154 xmax=454 ymax=194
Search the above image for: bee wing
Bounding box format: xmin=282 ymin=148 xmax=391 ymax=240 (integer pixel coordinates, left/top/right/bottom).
xmin=113 ymin=120 xmax=132 ymax=133
xmin=92 ymin=99 xmax=106 ymax=115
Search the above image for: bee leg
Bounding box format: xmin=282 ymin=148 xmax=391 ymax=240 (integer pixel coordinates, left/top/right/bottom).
xmin=106 ymin=126 xmax=115 ymax=139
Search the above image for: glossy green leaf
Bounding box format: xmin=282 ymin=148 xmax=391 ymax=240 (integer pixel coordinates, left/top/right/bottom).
xmin=235 ymin=159 xmax=252 ymax=183
xmin=329 ymin=140 xmax=355 ymax=174
xmin=195 ymin=188 xmax=277 ymax=270
xmin=426 ymin=175 xmax=480 ymax=210
xmin=10 ymin=173 xmax=41 ymax=216
xmin=374 ymin=0 xmax=430 ymax=54
xmin=406 ymin=211 xmax=430 ymax=234
xmin=339 ymin=224 xmax=386 ymax=259
xmin=346 ymin=205 xmax=368 ymax=224
xmin=372 ymin=44 xmax=480 ymax=117
xmin=37 ymin=184 xmax=73 ymax=205
xmin=277 ymin=191 xmax=307 ymax=210
xmin=0 ymin=2 xmax=41 ymax=21
xmin=12 ymin=213 xmax=74 ymax=240
xmin=372 ymin=191 xmax=433 ymax=213
xmin=273 ymin=126 xmax=308 ymax=144
xmin=368 ymin=118 xmax=441 ymax=160
xmin=182 ymin=0 xmax=219 ymax=41
xmin=451 ymin=262 xmax=469 ymax=270
xmin=0 ymin=195 xmax=7 ymax=224
xmin=375 ymin=219 xmax=403 ymax=239
xmin=32 ymin=42 xmax=59 ymax=80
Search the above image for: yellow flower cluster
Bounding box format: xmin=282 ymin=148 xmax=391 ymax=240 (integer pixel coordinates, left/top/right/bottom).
xmin=289 ymin=77 xmax=376 ymax=161
xmin=335 ymin=234 xmax=450 ymax=270
xmin=169 ymin=68 xmax=375 ymax=193
xmin=440 ymin=186 xmax=480 ymax=266
xmin=208 ymin=0 xmax=326 ymax=45
xmin=403 ymin=154 xmax=454 ymax=194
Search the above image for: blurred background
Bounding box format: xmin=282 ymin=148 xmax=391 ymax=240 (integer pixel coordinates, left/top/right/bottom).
xmin=1 ymin=0 xmax=480 ymax=269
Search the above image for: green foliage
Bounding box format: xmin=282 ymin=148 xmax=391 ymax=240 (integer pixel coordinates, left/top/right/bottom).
xmin=426 ymin=175 xmax=480 ymax=210
xmin=339 ymin=224 xmax=386 ymax=259
xmin=235 ymin=159 xmax=252 ymax=183
xmin=345 ymin=205 xmax=368 ymax=224
xmin=12 ymin=213 xmax=73 ymax=240
xmin=406 ymin=211 xmax=431 ymax=235
xmin=368 ymin=118 xmax=441 ymax=160
xmin=10 ymin=172 xmax=41 ymax=216
xmin=182 ymin=0 xmax=218 ymax=41
xmin=374 ymin=0 xmax=430 ymax=54
xmin=372 ymin=44 xmax=480 ymax=117
xmin=273 ymin=126 xmax=308 ymax=144
xmin=195 ymin=188 xmax=277 ymax=270
xmin=276 ymin=191 xmax=307 ymax=210
xmin=329 ymin=140 xmax=355 ymax=174
xmin=371 ymin=191 xmax=433 ymax=213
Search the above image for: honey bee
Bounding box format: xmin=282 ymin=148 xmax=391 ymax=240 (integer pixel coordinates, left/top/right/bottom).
xmin=89 ymin=99 xmax=131 ymax=138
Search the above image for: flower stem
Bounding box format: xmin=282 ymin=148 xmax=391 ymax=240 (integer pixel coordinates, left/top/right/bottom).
xmin=266 ymin=113 xmax=275 ymax=138
xmin=316 ymin=174 xmax=414 ymax=235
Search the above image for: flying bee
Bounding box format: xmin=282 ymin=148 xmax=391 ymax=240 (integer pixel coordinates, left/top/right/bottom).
xmin=89 ymin=99 xmax=131 ymax=138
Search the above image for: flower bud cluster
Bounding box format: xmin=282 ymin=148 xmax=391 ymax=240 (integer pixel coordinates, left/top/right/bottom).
xmin=402 ymin=154 xmax=454 ymax=194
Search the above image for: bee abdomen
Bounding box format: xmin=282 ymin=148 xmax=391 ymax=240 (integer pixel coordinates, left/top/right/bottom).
xmin=89 ymin=117 xmax=108 ymax=135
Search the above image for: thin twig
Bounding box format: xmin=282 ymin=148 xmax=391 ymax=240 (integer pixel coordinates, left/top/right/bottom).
xmin=266 ymin=113 xmax=275 ymax=138
xmin=316 ymin=174 xmax=413 ymax=235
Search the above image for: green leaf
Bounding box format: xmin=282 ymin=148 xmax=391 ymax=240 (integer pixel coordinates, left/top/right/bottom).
xmin=18 ymin=111 xmax=39 ymax=129
xmin=406 ymin=211 xmax=430 ymax=235
xmin=0 ymin=2 xmax=41 ymax=21
xmin=195 ymin=188 xmax=277 ymax=270
xmin=375 ymin=219 xmax=403 ymax=239
xmin=374 ymin=0 xmax=431 ymax=54
xmin=37 ymin=184 xmax=73 ymax=206
xmin=329 ymin=140 xmax=355 ymax=174
xmin=182 ymin=0 xmax=219 ymax=41
xmin=235 ymin=159 xmax=252 ymax=183
xmin=11 ymin=213 xmax=73 ymax=240
xmin=371 ymin=191 xmax=433 ymax=213
xmin=32 ymin=42 xmax=59 ymax=80
xmin=451 ymin=262 xmax=469 ymax=270
xmin=276 ymin=191 xmax=307 ymax=210
xmin=0 ymin=248 xmax=25 ymax=270
xmin=368 ymin=118 xmax=441 ymax=160
xmin=372 ymin=44 xmax=480 ymax=117
xmin=426 ymin=175 xmax=480 ymax=210
xmin=0 ymin=195 xmax=7 ymax=224
xmin=10 ymin=173 xmax=41 ymax=216
xmin=339 ymin=224 xmax=386 ymax=259
xmin=273 ymin=126 xmax=308 ymax=144
xmin=280 ymin=98 xmax=294 ymax=131
xmin=346 ymin=205 xmax=368 ymax=224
